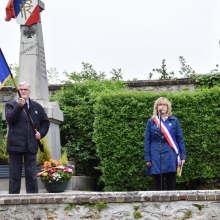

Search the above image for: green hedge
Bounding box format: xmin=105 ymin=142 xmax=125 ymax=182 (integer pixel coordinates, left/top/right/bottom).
xmin=51 ymin=80 xmax=126 ymax=177
xmin=93 ymin=87 xmax=220 ymax=191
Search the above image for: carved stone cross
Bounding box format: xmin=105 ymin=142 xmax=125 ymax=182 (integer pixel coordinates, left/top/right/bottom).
xmin=23 ymin=26 xmax=35 ymax=38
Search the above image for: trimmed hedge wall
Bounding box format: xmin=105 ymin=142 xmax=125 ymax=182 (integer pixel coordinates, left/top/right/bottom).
xmin=93 ymin=87 xmax=220 ymax=191
xmin=51 ymin=80 xmax=126 ymax=178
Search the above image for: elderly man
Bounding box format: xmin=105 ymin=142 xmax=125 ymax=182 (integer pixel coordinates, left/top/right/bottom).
xmin=5 ymin=82 xmax=50 ymax=194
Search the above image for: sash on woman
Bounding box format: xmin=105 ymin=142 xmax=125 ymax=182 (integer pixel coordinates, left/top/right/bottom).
xmin=153 ymin=116 xmax=181 ymax=177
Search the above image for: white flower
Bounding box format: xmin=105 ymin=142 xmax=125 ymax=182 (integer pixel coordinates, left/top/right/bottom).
xmin=52 ymin=173 xmax=61 ymax=182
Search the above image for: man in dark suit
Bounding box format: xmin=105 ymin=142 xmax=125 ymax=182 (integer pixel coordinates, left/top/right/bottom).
xmin=5 ymin=82 xmax=50 ymax=194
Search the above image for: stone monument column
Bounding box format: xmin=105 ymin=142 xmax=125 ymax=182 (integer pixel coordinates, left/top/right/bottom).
xmin=18 ymin=1 xmax=63 ymax=160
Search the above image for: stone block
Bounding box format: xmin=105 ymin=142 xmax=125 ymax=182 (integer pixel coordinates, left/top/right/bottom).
xmin=38 ymin=197 xmax=47 ymax=204
xmin=216 ymin=192 xmax=220 ymax=200
xmin=21 ymin=198 xmax=29 ymax=204
xmin=170 ymin=194 xmax=179 ymax=201
xmin=115 ymin=197 xmax=125 ymax=203
xmin=47 ymin=197 xmax=55 ymax=204
xmin=133 ymin=196 xmax=141 ymax=202
xmin=99 ymin=196 xmax=108 ymax=203
xmin=161 ymin=194 xmax=170 ymax=202
xmin=187 ymin=194 xmax=197 ymax=201
xmin=81 ymin=196 xmax=91 ymax=203
xmin=108 ymin=196 xmax=116 ymax=203
xmin=63 ymin=196 xmax=81 ymax=204
xmin=152 ymin=194 xmax=160 ymax=202
xmin=124 ymin=196 xmax=133 ymax=203
xmin=0 ymin=199 xmax=5 ymax=205
xmin=30 ymin=198 xmax=38 ymax=204
xmin=206 ymin=194 xmax=215 ymax=201
xmin=143 ymin=195 xmax=151 ymax=201
xmin=179 ymin=194 xmax=187 ymax=200
xmin=13 ymin=198 xmax=20 ymax=205
xmin=89 ymin=196 xmax=98 ymax=204
xmin=4 ymin=199 xmax=12 ymax=205
xmin=197 ymin=193 xmax=206 ymax=201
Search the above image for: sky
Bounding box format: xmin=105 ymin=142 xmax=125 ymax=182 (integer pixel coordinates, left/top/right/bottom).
xmin=0 ymin=0 xmax=220 ymax=81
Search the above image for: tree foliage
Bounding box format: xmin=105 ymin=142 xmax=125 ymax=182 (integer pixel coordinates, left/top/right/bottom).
xmin=152 ymin=59 xmax=175 ymax=80
xmin=179 ymin=56 xmax=195 ymax=78
xmin=47 ymin=67 xmax=60 ymax=85
xmin=3 ymin=64 xmax=19 ymax=87
xmin=63 ymin=62 xmax=107 ymax=83
xmin=37 ymin=137 xmax=52 ymax=165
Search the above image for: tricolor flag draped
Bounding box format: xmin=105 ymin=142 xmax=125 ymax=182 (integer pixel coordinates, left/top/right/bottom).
xmin=5 ymin=0 xmax=40 ymax=26
xmin=5 ymin=0 xmax=15 ymax=21
xmin=0 ymin=49 xmax=11 ymax=89
xmin=153 ymin=116 xmax=182 ymax=176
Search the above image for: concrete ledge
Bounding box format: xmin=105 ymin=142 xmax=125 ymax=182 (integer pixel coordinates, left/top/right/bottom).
xmin=0 ymin=190 xmax=219 ymax=219
xmin=0 ymin=176 xmax=94 ymax=192
xmin=0 ymin=190 xmax=219 ymax=204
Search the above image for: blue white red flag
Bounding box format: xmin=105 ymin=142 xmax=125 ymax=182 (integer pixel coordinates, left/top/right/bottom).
xmin=14 ymin=0 xmax=40 ymax=26
xmin=0 ymin=49 xmax=11 ymax=89
xmin=5 ymin=0 xmax=15 ymax=21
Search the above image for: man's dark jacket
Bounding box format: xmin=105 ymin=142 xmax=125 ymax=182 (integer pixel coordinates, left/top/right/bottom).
xmin=5 ymin=99 xmax=50 ymax=154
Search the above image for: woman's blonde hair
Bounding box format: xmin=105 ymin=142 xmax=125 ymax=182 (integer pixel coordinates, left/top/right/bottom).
xmin=152 ymin=97 xmax=172 ymax=118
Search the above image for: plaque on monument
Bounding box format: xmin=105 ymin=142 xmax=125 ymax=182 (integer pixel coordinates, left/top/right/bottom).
xmin=16 ymin=0 xmax=40 ymax=26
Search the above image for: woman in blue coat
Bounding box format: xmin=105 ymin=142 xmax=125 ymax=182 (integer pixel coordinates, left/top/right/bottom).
xmin=144 ymin=97 xmax=186 ymax=190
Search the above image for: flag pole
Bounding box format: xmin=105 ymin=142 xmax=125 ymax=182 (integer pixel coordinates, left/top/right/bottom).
xmin=0 ymin=48 xmax=44 ymax=152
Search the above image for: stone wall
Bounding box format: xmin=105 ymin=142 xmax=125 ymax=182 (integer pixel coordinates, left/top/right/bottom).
xmin=126 ymin=78 xmax=196 ymax=92
xmin=0 ymin=87 xmax=17 ymax=107
xmin=0 ymin=190 xmax=220 ymax=219
xmin=0 ymin=79 xmax=196 ymax=106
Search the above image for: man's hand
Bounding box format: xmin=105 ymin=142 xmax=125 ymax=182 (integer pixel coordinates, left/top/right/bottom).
xmin=18 ymin=98 xmax=26 ymax=107
xmin=35 ymin=129 xmax=41 ymax=140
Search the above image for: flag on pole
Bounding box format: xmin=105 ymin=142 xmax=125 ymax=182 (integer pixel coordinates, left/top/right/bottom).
xmin=14 ymin=0 xmax=40 ymax=26
xmin=5 ymin=0 xmax=15 ymax=21
xmin=0 ymin=50 xmax=44 ymax=151
xmin=0 ymin=49 xmax=11 ymax=89
xmin=5 ymin=0 xmax=40 ymax=26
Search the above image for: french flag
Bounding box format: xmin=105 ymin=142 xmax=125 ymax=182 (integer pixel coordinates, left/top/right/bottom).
xmin=5 ymin=0 xmax=15 ymax=21
xmin=6 ymin=0 xmax=40 ymax=26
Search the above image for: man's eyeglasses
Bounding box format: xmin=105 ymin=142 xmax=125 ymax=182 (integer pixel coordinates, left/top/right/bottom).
xmin=19 ymin=89 xmax=29 ymax=92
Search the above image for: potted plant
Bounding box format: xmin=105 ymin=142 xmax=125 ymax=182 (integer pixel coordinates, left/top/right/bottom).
xmin=37 ymin=157 xmax=75 ymax=193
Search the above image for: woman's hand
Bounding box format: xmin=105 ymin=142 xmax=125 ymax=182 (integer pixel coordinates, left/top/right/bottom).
xmin=146 ymin=161 xmax=151 ymax=167
xmin=181 ymin=159 xmax=186 ymax=165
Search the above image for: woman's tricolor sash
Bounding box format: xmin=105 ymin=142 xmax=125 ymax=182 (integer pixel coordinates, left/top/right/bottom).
xmin=153 ymin=116 xmax=181 ymax=167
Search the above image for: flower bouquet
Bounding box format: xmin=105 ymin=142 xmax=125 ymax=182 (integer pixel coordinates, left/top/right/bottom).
xmin=37 ymin=158 xmax=75 ymax=183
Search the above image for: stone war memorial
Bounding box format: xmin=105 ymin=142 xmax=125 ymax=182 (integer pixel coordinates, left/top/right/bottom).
xmin=17 ymin=1 xmax=63 ymax=160
xmin=0 ymin=1 xmax=220 ymax=220
xmin=1 ymin=0 xmax=94 ymax=193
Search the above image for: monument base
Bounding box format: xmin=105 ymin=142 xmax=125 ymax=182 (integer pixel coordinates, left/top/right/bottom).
xmin=37 ymin=100 xmax=64 ymax=160
xmin=0 ymin=176 xmax=94 ymax=192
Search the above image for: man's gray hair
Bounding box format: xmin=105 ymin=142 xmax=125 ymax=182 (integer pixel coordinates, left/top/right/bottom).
xmin=18 ymin=82 xmax=31 ymax=91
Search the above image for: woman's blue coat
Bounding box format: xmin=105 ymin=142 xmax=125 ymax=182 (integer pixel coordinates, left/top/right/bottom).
xmin=144 ymin=116 xmax=186 ymax=175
